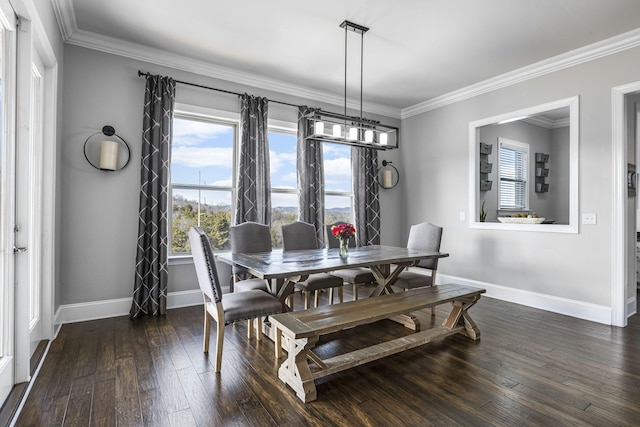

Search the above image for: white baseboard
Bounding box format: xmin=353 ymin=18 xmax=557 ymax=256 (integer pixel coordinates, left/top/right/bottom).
xmin=626 ymin=296 xmax=637 ymax=318
xmin=436 ymin=273 xmax=612 ymax=325
xmin=54 ymin=289 xmax=202 ymax=326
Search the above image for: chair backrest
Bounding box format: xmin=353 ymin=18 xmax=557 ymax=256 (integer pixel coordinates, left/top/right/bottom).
xmin=282 ymin=221 xmax=318 ymax=251
xmin=325 ymin=221 xmax=356 ymax=249
xmin=230 ymin=221 xmax=272 ymax=275
xmin=407 ymin=222 xmax=443 ymax=270
xmin=189 ymin=226 xmax=223 ymax=303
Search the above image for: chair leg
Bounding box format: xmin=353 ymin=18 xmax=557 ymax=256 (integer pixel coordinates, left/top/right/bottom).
xmin=353 ymin=283 xmax=358 ymax=301
xmin=431 ymin=307 xmax=436 ymax=316
xmin=255 ymin=317 xmax=263 ymax=341
xmin=203 ymin=306 xmax=211 ymax=353
xmin=275 ymin=327 xmax=282 ymax=359
xmin=304 ymin=291 xmax=310 ymax=309
xmin=329 ymin=288 xmax=334 ymax=304
xmin=314 ymin=290 xmax=319 ymax=308
xmin=214 ymin=320 xmax=224 ymax=373
xmin=247 ymin=319 xmax=254 ymax=340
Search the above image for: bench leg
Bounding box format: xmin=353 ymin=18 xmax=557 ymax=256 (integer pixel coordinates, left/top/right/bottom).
xmin=442 ymin=296 xmax=481 ymax=340
xmin=278 ymin=335 xmax=320 ymax=403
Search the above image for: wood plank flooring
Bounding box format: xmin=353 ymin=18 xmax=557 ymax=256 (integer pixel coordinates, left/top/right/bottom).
xmin=13 ymin=286 xmax=640 ymax=426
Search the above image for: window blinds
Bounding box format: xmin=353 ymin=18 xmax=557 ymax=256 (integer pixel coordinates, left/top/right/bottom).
xmin=499 ymin=144 xmax=527 ymax=209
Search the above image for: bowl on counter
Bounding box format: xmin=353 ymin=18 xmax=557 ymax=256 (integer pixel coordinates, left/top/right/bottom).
xmin=497 ymin=217 xmax=545 ymax=224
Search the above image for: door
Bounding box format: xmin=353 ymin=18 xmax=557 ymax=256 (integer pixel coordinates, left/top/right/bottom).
xmin=0 ymin=0 xmax=17 ymax=404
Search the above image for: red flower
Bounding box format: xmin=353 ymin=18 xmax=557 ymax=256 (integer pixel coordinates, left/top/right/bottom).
xmin=331 ymin=223 xmax=356 ymax=239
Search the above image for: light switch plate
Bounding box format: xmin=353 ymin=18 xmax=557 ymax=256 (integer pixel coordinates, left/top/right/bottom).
xmin=582 ymin=213 xmax=597 ymax=225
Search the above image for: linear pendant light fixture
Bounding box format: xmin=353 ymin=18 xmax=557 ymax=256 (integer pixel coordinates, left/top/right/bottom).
xmin=304 ymin=20 xmax=398 ymax=150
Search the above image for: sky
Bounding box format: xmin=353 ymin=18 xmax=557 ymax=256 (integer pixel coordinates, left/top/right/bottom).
xmin=171 ymin=117 xmax=352 ymax=209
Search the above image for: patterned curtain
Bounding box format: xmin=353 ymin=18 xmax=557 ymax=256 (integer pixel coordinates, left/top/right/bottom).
xmin=235 ymin=94 xmax=271 ymax=224
xmin=130 ymin=73 xmax=176 ymax=318
xmin=297 ymin=106 xmax=325 ymax=247
xmin=352 ymin=146 xmax=381 ymax=246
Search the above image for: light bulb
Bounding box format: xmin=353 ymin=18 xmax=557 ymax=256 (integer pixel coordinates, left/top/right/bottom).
xmin=315 ymin=122 xmax=325 ymax=135
xmin=364 ymin=130 xmax=373 ymax=143
xmin=332 ymin=124 xmax=341 ymax=137
xmin=380 ymin=133 xmax=388 ymax=145
xmin=349 ymin=127 xmax=358 ymax=140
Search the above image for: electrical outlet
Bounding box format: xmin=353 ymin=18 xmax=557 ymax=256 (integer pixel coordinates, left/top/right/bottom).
xmin=582 ymin=213 xmax=597 ymax=225
xmin=459 ymin=211 xmax=465 ymax=221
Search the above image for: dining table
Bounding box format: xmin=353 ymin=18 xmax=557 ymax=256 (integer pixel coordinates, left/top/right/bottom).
xmin=216 ymin=244 xmax=449 ymax=331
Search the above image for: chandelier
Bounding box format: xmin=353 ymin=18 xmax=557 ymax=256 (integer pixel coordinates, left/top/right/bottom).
xmin=305 ymin=21 xmax=398 ymax=150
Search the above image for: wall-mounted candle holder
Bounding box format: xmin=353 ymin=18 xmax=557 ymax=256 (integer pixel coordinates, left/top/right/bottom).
xmin=83 ymin=125 xmax=131 ymax=171
xmin=378 ymin=160 xmax=399 ymax=189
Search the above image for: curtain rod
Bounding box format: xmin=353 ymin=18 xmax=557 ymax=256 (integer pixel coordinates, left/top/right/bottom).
xmin=137 ymin=70 xmax=301 ymax=109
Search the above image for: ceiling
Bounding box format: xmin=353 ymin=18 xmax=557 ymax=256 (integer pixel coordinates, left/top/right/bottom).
xmin=53 ymin=0 xmax=640 ymax=117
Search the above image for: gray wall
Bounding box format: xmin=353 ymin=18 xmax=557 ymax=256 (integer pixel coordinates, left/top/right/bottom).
xmin=548 ymin=126 xmax=570 ymax=222
xmin=400 ymin=45 xmax=640 ymax=307
xmin=59 ymin=45 xmax=402 ymax=306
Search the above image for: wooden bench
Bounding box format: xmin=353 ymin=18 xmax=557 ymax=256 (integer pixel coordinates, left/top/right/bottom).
xmin=269 ymin=283 xmax=485 ymax=402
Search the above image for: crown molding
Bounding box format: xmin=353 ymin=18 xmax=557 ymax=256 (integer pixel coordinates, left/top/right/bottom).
xmin=523 ymin=115 xmax=569 ymax=129
xmin=402 ymin=27 xmax=640 ymax=119
xmin=51 ymin=0 xmax=76 ymax=41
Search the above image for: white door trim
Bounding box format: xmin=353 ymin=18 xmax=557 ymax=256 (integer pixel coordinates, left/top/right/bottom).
xmin=612 ymin=81 xmax=640 ymax=327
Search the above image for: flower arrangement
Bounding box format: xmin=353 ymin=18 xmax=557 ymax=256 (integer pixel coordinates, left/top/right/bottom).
xmin=332 ymin=223 xmax=355 ymax=258
xmin=331 ymin=223 xmax=356 ymax=239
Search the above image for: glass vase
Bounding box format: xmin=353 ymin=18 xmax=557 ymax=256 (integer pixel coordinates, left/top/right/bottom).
xmin=339 ymin=237 xmax=349 ymax=258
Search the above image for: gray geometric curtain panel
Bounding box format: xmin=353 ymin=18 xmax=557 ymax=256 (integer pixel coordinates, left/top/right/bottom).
xmin=130 ymin=73 xmax=176 ymax=318
xmin=297 ymin=106 xmax=325 ymax=247
xmin=352 ymin=146 xmax=381 ymax=246
xmin=235 ymin=94 xmax=271 ymax=225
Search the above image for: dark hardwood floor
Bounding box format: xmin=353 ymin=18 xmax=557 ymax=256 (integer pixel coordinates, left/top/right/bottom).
xmin=13 ymin=285 xmax=640 ymax=426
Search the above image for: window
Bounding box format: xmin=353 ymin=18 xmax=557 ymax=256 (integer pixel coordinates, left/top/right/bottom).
xmin=323 ymin=143 xmax=353 ymax=226
xmin=269 ymin=125 xmax=298 ymax=248
xmin=170 ymin=112 xmax=236 ymax=254
xmin=170 ymin=112 xmax=355 ymax=253
xmin=498 ymin=137 xmax=529 ymax=210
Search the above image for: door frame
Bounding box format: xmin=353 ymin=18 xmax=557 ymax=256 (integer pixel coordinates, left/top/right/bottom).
xmin=612 ymin=81 xmax=640 ymax=327
xmin=0 ymin=0 xmax=18 ymax=404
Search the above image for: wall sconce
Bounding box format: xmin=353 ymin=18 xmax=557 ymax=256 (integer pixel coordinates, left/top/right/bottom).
xmin=378 ymin=160 xmax=399 ymax=189
xmin=83 ymin=125 xmax=131 ymax=171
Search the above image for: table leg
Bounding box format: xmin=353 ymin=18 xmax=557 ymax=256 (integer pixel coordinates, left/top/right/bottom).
xmin=369 ymin=263 xmax=421 ymax=331
xmin=369 ymin=263 xmax=411 ymax=296
xmin=278 ymin=335 xmax=320 ymax=403
xmin=274 ymin=277 xmax=298 ymax=311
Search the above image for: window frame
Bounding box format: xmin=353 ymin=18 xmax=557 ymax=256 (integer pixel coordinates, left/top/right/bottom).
xmin=169 ymin=104 xmax=239 ymax=258
xmin=498 ymin=137 xmax=529 ymax=211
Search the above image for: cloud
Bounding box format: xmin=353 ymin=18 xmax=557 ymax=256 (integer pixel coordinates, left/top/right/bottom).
xmin=173 ymin=119 xmax=232 ymax=147
xmin=324 ymin=157 xmax=351 ymax=177
xmin=172 ymin=146 xmax=233 ymax=168
xmin=270 ymin=150 xmax=297 ymax=174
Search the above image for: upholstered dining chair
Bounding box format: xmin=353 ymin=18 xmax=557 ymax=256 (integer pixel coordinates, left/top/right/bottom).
xmin=229 ymin=221 xmax=272 ymax=293
xmin=189 ymin=226 xmax=284 ymax=372
xmin=393 ymin=222 xmax=443 ymax=314
xmin=281 ymin=221 xmax=344 ymax=309
xmin=325 ymin=221 xmax=376 ymax=300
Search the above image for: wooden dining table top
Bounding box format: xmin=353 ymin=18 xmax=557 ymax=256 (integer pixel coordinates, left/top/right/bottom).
xmin=216 ymin=244 xmax=449 ymax=280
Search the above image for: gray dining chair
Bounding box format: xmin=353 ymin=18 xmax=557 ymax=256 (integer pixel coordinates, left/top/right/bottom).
xmin=393 ymin=222 xmax=443 ymax=314
xmin=325 ymin=221 xmax=375 ymax=300
xmin=189 ymin=226 xmax=284 ymax=372
xmin=282 ymin=221 xmax=344 ymax=309
xmin=229 ymin=221 xmax=272 ymax=293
